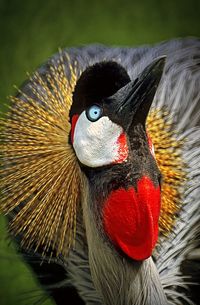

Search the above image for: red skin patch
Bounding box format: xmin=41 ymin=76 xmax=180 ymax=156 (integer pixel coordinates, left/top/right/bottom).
xmin=114 ymin=132 xmax=128 ymax=164
xmin=103 ymin=176 xmax=161 ymax=260
xmin=71 ymin=114 xmax=79 ymax=143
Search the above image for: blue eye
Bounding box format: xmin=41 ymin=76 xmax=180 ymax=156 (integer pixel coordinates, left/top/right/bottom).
xmin=86 ymin=105 xmax=102 ymax=122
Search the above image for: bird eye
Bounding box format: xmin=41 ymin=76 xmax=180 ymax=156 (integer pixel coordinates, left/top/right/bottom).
xmin=86 ymin=105 xmax=102 ymax=122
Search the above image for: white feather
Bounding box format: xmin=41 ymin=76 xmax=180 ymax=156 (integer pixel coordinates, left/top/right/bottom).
xmin=73 ymin=112 xmax=126 ymax=167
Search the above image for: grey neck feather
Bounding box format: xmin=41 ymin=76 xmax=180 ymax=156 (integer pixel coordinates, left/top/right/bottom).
xmin=81 ymin=176 xmax=169 ymax=305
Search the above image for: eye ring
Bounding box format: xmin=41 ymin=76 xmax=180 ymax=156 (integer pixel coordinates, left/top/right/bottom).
xmin=86 ymin=105 xmax=103 ymax=122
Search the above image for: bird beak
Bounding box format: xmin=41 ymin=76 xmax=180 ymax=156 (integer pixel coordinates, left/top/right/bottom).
xmin=108 ymin=56 xmax=166 ymax=130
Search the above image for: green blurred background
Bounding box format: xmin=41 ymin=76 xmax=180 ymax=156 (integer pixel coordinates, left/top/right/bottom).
xmin=0 ymin=0 xmax=199 ymax=304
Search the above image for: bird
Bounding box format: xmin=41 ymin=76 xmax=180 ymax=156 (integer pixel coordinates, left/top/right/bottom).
xmin=0 ymin=38 xmax=200 ymax=305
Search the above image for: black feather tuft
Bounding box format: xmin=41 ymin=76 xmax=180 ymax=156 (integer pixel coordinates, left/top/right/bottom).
xmin=70 ymin=61 xmax=130 ymax=119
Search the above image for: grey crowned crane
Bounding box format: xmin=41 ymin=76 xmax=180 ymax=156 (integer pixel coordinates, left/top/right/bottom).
xmin=0 ymin=38 xmax=200 ymax=305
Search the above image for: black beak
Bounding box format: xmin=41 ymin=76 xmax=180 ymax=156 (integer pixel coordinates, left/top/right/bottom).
xmin=105 ymin=56 xmax=166 ymax=129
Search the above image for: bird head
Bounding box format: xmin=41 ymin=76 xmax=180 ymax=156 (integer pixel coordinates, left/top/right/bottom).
xmin=70 ymin=59 xmax=164 ymax=168
xmin=69 ymin=58 xmax=165 ymax=260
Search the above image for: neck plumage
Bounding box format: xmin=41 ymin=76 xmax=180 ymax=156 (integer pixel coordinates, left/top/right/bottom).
xmin=81 ymin=175 xmax=168 ymax=305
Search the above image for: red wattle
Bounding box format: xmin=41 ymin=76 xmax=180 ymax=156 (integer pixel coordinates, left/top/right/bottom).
xmin=103 ymin=176 xmax=161 ymax=260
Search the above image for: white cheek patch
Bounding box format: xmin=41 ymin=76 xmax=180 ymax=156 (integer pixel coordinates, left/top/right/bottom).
xmin=73 ymin=111 xmax=128 ymax=167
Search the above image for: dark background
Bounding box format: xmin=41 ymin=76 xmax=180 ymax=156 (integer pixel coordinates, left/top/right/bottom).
xmin=0 ymin=0 xmax=199 ymax=304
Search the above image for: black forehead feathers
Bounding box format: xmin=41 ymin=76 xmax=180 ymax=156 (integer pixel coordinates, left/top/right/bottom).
xmin=70 ymin=61 xmax=130 ymax=119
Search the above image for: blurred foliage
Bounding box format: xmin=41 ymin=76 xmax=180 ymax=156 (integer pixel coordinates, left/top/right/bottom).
xmin=0 ymin=0 xmax=199 ymax=304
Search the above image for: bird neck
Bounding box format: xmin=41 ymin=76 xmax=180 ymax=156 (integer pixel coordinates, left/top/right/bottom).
xmin=81 ymin=175 xmax=168 ymax=305
xmin=82 ymin=153 xmax=161 ymax=261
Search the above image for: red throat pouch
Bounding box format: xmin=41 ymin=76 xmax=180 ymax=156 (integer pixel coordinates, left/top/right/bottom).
xmin=103 ymin=176 xmax=161 ymax=260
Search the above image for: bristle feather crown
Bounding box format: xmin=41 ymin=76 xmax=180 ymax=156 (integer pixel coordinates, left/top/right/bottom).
xmin=0 ymin=52 xmax=82 ymax=257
